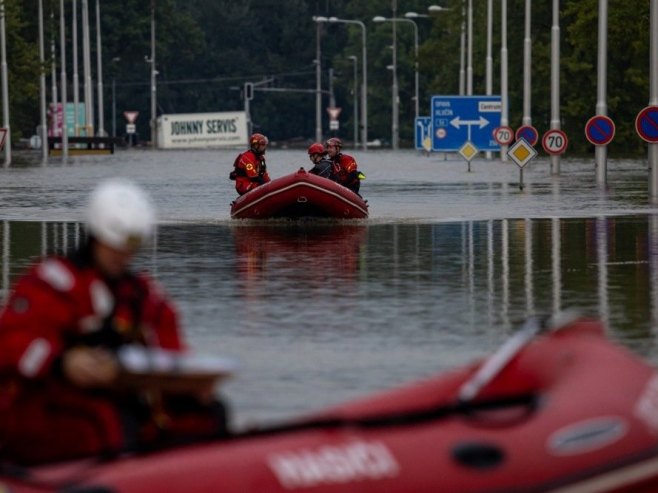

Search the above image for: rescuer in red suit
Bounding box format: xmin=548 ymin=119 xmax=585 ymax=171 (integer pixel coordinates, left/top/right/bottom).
xmin=0 ymin=179 xmax=227 ymax=465
xmin=230 ymin=133 xmax=271 ymax=195
xmin=325 ymin=137 xmax=362 ymax=194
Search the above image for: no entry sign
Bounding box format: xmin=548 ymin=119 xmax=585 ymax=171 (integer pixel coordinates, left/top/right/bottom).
xmin=584 ymin=115 xmax=615 ymax=146
xmin=635 ymin=106 xmax=658 ymax=143
xmin=541 ymin=129 xmax=569 ymax=155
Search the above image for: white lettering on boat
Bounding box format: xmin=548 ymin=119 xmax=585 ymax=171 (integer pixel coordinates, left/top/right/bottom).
xmin=634 ymin=373 xmax=658 ymax=433
xmin=267 ymin=440 xmax=400 ymax=489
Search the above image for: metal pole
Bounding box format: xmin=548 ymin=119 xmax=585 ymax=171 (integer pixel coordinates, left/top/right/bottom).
xmin=72 ymin=0 xmax=79 ymax=137
xmin=550 ymin=0 xmax=561 ymax=174
xmin=595 ymin=0 xmax=608 ymax=186
xmin=649 ymin=0 xmax=658 ymax=199
xmin=361 ymin=24 xmax=368 ymax=150
xmin=522 ymin=0 xmax=532 ymax=126
xmin=460 ymin=0 xmax=465 ymax=95
xmin=59 ymin=0 xmax=68 ymax=158
xmin=112 ymin=77 xmax=116 ymax=138
xmin=349 ymin=55 xmax=358 ymax=148
xmin=392 ymin=0 xmax=399 ymax=150
xmin=150 ymin=0 xmax=157 ymax=148
xmin=50 ymin=10 xmax=58 ymax=137
xmin=500 ymin=0 xmax=509 ymax=161
xmin=38 ymin=0 xmax=48 ymax=163
xmin=314 ymin=18 xmax=323 ymax=143
xmin=0 ymin=0 xmax=10 ymax=166
xmin=411 ymin=20 xmax=419 ymax=121
xmin=95 ymin=0 xmax=104 ymax=136
xmin=329 ymin=18 xmax=368 ymax=150
xmin=467 ymin=0 xmax=472 ymax=95
xmin=485 ymin=0 xmax=486 ymax=160
xmin=81 ymin=0 xmax=93 ymax=135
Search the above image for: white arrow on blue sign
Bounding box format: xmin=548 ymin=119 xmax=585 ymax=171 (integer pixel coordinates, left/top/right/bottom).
xmin=431 ymin=96 xmax=502 ymax=152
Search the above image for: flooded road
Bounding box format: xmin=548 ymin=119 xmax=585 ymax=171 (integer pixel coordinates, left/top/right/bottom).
xmin=1 ymin=148 xmax=657 ymax=425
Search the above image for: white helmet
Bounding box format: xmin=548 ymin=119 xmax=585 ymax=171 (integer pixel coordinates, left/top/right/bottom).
xmin=86 ymin=178 xmax=156 ymax=250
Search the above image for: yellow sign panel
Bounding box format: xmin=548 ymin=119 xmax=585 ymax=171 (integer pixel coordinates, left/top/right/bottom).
xmin=507 ymin=139 xmax=537 ymax=168
xmin=458 ymin=141 xmax=479 ymax=162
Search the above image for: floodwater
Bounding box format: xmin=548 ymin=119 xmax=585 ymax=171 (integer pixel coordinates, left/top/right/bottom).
xmin=1 ymin=148 xmax=658 ymax=427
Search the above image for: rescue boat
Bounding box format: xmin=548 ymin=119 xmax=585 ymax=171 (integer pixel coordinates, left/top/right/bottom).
xmin=230 ymin=168 xmax=368 ymax=219
xmin=4 ymin=314 xmax=658 ymax=492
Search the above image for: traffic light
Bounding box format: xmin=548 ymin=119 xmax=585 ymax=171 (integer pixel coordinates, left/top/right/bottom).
xmin=245 ymin=82 xmax=254 ymax=101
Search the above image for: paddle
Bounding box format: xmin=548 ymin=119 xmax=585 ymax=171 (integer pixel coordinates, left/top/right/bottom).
xmin=115 ymin=345 xmax=238 ymax=394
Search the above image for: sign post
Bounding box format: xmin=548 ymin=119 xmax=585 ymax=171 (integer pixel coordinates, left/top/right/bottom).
xmin=507 ymin=138 xmax=538 ymax=190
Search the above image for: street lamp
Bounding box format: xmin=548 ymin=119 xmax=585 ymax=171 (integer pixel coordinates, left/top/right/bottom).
xmin=326 ymin=17 xmax=368 ymax=151
xmin=347 ymin=55 xmax=358 ymax=148
xmin=149 ymin=0 xmax=157 ymax=148
xmin=312 ymin=16 xmax=327 ymax=143
xmin=110 ymin=57 xmax=120 ymax=138
xmin=374 ymin=15 xmax=419 ymax=148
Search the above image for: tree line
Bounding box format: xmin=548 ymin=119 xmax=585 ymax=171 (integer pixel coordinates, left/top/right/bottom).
xmin=1 ymin=0 xmax=653 ymax=156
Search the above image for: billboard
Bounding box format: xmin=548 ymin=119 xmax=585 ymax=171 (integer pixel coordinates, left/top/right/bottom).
xmin=157 ymin=111 xmax=248 ymax=149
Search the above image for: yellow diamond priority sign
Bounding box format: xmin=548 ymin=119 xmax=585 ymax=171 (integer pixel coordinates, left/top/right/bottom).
xmin=507 ymin=138 xmax=537 ymax=168
xmin=458 ymin=141 xmax=479 ymax=162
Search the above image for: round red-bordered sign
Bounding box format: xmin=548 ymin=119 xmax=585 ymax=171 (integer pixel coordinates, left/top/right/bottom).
xmin=493 ymin=126 xmax=514 ymax=146
xmin=584 ymin=115 xmax=615 ymax=146
xmin=635 ymin=105 xmax=658 ymax=143
xmin=541 ymin=129 xmax=569 ymax=155
xmin=515 ymin=125 xmax=539 ymax=146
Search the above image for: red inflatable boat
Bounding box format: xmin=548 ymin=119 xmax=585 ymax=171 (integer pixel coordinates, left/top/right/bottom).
xmin=4 ymin=314 xmax=658 ymax=492
xmin=230 ymin=168 xmax=369 ymax=219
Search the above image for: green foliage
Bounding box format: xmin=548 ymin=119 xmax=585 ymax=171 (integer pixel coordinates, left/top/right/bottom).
xmin=1 ymin=0 xmax=655 ymax=154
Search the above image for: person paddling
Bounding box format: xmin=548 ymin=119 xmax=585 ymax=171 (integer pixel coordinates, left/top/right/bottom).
xmin=0 ymin=178 xmax=229 ymax=465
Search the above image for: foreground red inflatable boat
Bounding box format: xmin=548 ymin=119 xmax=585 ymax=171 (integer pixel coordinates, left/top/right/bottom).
xmin=230 ymin=168 xmax=369 ymax=219
xmin=4 ymin=314 xmax=658 ymax=492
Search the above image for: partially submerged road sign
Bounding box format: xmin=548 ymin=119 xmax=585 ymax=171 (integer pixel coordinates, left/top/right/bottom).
xmin=585 ymin=115 xmax=615 ymax=146
xmin=431 ymin=96 xmax=501 ymax=152
xmin=635 ymin=106 xmax=658 ymax=143
xmin=415 ymin=117 xmax=432 ymax=151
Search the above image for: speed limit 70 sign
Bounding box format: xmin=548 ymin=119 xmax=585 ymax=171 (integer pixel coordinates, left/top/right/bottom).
xmin=541 ymin=129 xmax=568 ymax=155
xmin=493 ymin=126 xmax=514 ymax=146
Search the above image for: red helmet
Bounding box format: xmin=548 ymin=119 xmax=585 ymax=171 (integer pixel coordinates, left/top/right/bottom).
xmin=250 ymin=133 xmax=269 ymax=147
xmin=325 ymin=137 xmax=342 ymax=149
xmin=307 ymin=143 xmax=325 ymax=155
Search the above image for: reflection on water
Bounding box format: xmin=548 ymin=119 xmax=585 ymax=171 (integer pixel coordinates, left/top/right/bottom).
xmin=1 ymin=215 xmax=657 ymax=423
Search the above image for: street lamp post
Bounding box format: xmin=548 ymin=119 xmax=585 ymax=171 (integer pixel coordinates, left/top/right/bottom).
xmin=95 ymin=0 xmax=105 ymax=136
xmin=312 ymin=16 xmax=326 ymax=143
xmin=374 ymin=15 xmax=419 ymax=147
xmin=325 ymin=17 xmax=368 ymax=150
xmin=0 ymin=0 xmax=10 ymax=166
xmin=149 ymin=0 xmax=157 ymax=148
xmin=348 ymin=55 xmax=358 ymax=148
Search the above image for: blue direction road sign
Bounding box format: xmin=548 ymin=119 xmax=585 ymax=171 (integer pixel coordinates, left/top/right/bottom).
xmin=415 ymin=117 xmax=432 ymax=151
xmin=431 ymin=96 xmax=501 ymax=152
xmin=635 ymin=106 xmax=658 ymax=143
xmin=585 ymin=115 xmax=615 ymax=146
